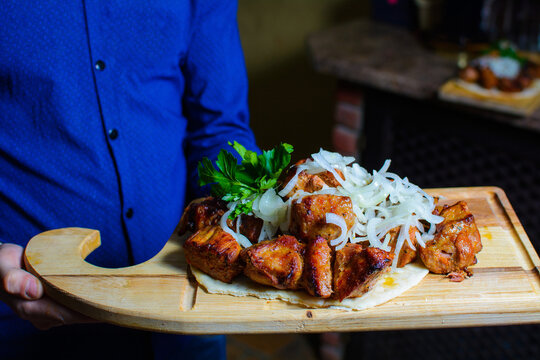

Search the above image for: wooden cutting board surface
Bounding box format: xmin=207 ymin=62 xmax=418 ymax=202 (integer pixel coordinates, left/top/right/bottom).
xmin=23 ymin=187 xmax=540 ymax=334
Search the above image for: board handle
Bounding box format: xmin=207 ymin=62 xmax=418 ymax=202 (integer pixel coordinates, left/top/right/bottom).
xmin=24 ymin=227 xmax=112 ymax=277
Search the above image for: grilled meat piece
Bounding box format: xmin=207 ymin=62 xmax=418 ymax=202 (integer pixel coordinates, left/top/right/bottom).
xmin=524 ymin=61 xmax=540 ymax=79
xmin=498 ymin=78 xmax=523 ymax=92
xmin=290 ymin=194 xmax=355 ymax=241
xmin=459 ymin=66 xmax=480 ymax=83
xmin=303 ymin=236 xmax=333 ymax=298
xmin=241 ymin=235 xmax=305 ymax=290
xmin=517 ymin=74 xmax=533 ymax=89
xmin=418 ymin=201 xmax=482 ymax=280
xmin=178 ymin=197 xmax=227 ymax=235
xmin=178 ymin=197 xmax=262 ymax=243
xmin=333 ymin=244 xmax=394 ymax=301
xmin=479 ymin=66 xmax=498 ymax=89
xmin=386 ymin=226 xmax=419 ymax=268
xmin=183 ymin=226 xmax=244 ymax=283
xmin=280 ymin=159 xmax=344 ymax=199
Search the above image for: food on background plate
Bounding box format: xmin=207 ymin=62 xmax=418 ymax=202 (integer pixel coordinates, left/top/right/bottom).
xmin=180 ymin=142 xmax=482 ymax=310
xmin=457 ymin=42 xmax=540 ymax=97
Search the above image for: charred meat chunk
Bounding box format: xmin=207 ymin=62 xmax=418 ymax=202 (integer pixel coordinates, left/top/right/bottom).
xmin=280 ymin=159 xmax=344 ymax=199
xmin=517 ymin=75 xmax=533 ymax=89
xmin=290 ymin=194 xmax=355 ymax=241
xmin=479 ymin=66 xmax=498 ymax=89
xmin=333 ymin=244 xmax=394 ymax=301
xmin=241 ymin=235 xmax=305 ymax=290
xmin=303 ymin=236 xmax=333 ymax=298
xmin=418 ymin=201 xmax=482 ymax=280
xmin=178 ymin=197 xmax=227 ymax=235
xmin=523 ymin=61 xmax=540 ymax=79
xmin=183 ymin=226 xmax=244 ymax=283
xmin=498 ymin=78 xmax=523 ymax=92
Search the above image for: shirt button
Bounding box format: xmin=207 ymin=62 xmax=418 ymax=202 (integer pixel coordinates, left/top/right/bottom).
xmin=126 ymin=208 xmax=134 ymax=218
xmin=108 ymin=129 xmax=119 ymax=140
xmin=94 ymin=60 xmax=106 ymax=71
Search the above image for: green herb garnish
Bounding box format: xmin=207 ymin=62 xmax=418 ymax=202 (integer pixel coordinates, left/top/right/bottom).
xmin=198 ymin=141 xmax=294 ymax=219
xmin=483 ymin=40 xmax=526 ymax=64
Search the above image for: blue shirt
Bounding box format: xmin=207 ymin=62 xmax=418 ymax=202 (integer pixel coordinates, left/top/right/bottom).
xmin=0 ymin=0 xmax=258 ymax=267
xmin=0 ymin=1 xmax=258 ymax=353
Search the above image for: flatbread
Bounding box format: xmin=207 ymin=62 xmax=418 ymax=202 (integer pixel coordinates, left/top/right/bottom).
xmin=190 ymin=262 xmax=428 ymax=311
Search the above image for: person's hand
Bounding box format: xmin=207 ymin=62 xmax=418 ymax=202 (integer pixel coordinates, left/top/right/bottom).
xmin=0 ymin=243 xmax=97 ymax=330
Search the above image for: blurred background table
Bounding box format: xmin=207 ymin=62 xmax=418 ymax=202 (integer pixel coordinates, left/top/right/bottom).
xmin=308 ymin=19 xmax=540 ymax=157
xmin=305 ymin=16 xmax=540 ymax=360
xmin=307 ymin=18 xmax=540 ymax=250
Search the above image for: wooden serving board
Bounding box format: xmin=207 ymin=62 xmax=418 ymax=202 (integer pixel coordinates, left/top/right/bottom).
xmin=439 ymin=79 xmax=540 ymax=116
xmin=23 ymin=187 xmax=540 ymax=334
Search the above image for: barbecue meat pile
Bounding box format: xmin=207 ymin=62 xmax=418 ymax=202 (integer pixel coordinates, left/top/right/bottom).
xmin=181 ymin=191 xmax=482 ymax=299
xmin=181 ymin=195 xmax=394 ymax=301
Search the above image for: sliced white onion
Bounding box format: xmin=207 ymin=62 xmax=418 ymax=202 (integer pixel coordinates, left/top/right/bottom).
xmin=311 ymin=152 xmax=354 ymax=193
xmin=220 ymin=207 xmax=252 ymax=248
xmin=278 ymin=166 xmax=303 ymax=197
xmin=381 ymin=233 xmax=392 ymax=251
xmin=236 ymin=214 xmax=242 ymax=233
xmin=415 ymin=230 xmax=425 ymax=248
xmin=279 ymin=198 xmax=293 ymax=232
xmin=366 ymin=218 xmax=384 ymax=247
xmin=326 ymin=213 xmax=348 ymax=249
xmin=378 ymin=159 xmax=391 ymax=174
xmin=253 ymin=188 xmax=287 ymax=225
xmin=392 ymin=220 xmax=410 ymax=270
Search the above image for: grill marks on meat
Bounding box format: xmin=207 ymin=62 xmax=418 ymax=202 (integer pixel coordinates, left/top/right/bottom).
xmin=241 ymin=235 xmax=305 ymax=290
xmin=183 ymin=226 xmax=244 ymax=283
xmin=290 ymin=195 xmax=355 ymax=241
xmin=280 ymin=159 xmax=344 ymax=199
xmin=303 ymin=236 xmax=333 ymax=298
xmin=178 ymin=197 xmax=262 ymax=244
xmin=418 ymin=201 xmax=482 ymax=281
xmin=333 ymin=244 xmax=394 ymax=302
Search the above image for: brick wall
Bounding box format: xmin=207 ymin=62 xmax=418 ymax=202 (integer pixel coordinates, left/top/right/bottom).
xmin=332 ymin=85 xmax=364 ymax=159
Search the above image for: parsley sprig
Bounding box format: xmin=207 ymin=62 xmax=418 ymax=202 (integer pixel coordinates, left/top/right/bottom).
xmin=197 ymin=141 xmax=294 ymax=219
xmin=484 ymin=40 xmax=526 ymax=64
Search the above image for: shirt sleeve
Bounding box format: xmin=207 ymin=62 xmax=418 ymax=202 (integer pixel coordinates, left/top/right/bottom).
xmin=182 ymin=0 xmax=259 ymax=201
